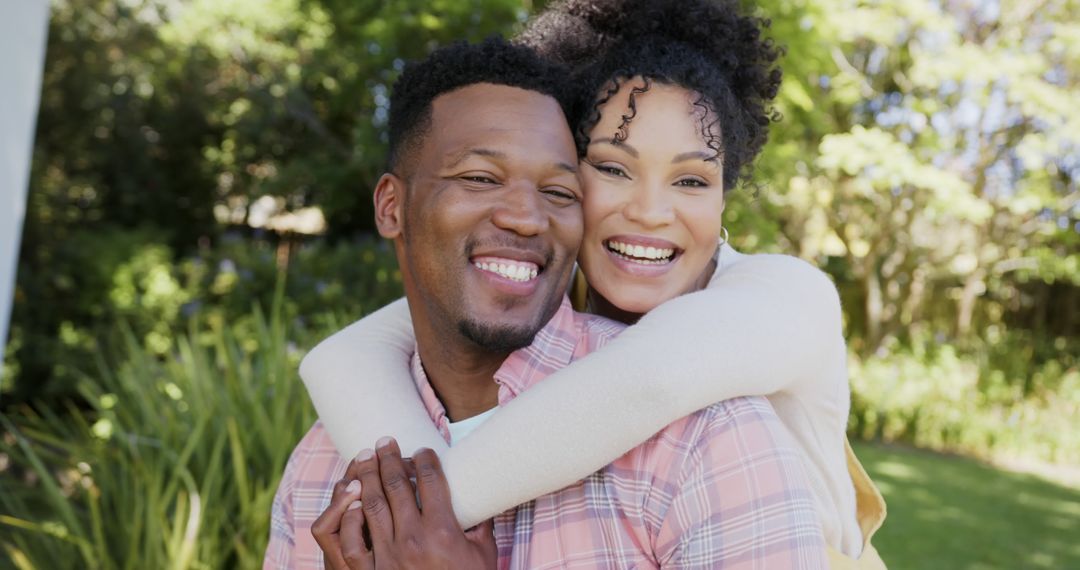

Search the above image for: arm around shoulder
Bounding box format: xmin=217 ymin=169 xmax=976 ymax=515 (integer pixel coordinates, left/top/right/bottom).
xmin=438 ymin=253 xmax=846 ymax=529
xmin=299 ymin=297 xmax=448 ymax=458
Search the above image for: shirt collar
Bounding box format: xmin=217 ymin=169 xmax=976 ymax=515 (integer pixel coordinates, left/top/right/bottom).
xmin=409 ymin=296 xmax=580 ymax=440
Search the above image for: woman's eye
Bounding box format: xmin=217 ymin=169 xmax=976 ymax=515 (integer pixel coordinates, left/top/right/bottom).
xmin=588 ymin=161 xmax=629 ymax=179
xmin=675 ymin=178 xmax=708 ymax=188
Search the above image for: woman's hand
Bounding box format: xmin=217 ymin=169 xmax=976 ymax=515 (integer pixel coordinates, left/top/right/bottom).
xmin=313 ymin=437 xmax=497 ymax=570
xmin=313 ymin=451 xmax=392 ymax=569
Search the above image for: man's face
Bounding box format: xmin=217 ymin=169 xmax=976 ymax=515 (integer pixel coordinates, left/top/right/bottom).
xmin=383 ymin=83 xmax=583 ymax=352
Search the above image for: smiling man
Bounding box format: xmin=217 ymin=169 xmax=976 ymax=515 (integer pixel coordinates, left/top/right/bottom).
xmin=265 ymin=37 xmax=826 ymax=570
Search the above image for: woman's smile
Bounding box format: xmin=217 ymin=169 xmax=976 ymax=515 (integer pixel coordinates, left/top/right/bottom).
xmin=579 ymin=79 xmax=726 ymax=318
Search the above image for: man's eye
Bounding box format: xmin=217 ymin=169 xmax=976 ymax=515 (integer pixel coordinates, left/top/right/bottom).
xmin=461 ymin=175 xmax=497 ymax=184
xmin=542 ymin=188 xmax=579 ymax=202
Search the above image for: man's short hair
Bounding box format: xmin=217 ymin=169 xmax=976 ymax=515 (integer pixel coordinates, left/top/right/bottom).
xmin=386 ymin=36 xmax=575 ymax=173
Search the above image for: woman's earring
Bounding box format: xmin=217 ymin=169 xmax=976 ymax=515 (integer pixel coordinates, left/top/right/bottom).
xmin=718 ymin=226 xmax=729 ymax=247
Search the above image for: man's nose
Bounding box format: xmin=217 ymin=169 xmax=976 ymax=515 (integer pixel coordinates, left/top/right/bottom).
xmin=622 ymin=182 xmax=675 ymax=228
xmin=491 ymin=183 xmax=549 ymax=236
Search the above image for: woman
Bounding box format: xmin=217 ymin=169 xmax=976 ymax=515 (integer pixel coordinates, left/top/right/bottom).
xmin=304 ymin=0 xmax=885 ymax=566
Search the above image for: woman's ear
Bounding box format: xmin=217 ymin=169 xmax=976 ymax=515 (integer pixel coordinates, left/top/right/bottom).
xmin=373 ymin=173 xmax=405 ymax=239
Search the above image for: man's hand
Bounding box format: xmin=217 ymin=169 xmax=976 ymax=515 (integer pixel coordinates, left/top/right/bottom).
xmin=312 ymin=437 xmax=496 ymax=570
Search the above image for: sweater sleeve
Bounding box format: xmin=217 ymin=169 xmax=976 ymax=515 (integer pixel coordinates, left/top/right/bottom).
xmin=302 ymin=253 xmax=846 ymax=530
xmin=299 ymin=297 xmax=449 ymax=459
xmin=439 ymin=253 xmax=846 ymax=528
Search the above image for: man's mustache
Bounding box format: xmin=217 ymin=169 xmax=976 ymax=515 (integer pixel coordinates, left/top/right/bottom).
xmin=465 ymin=235 xmax=556 ymax=268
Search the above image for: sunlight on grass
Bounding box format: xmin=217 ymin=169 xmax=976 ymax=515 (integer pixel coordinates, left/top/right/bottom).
xmin=870 ymin=460 xmax=923 ymax=482
xmin=854 ymin=442 xmax=1080 ymax=570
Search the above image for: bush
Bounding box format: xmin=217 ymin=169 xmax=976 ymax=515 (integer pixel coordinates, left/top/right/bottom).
xmin=4 ymin=230 xmax=404 ymax=409
xmin=848 ymin=339 xmax=1080 ymax=466
xmin=0 ymin=300 xmax=319 ymax=569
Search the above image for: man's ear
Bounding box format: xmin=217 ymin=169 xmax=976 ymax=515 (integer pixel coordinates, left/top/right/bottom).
xmin=374 ymin=173 xmax=406 ymax=239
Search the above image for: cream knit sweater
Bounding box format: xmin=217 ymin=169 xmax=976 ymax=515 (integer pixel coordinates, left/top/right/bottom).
xmin=299 ymin=246 xmax=863 ymax=556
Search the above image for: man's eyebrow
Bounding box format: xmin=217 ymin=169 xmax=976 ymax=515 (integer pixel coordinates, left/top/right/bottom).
xmin=555 ymin=161 xmax=578 ymax=174
xmin=445 ymin=148 xmax=506 ymax=169
xmin=588 ymin=137 xmax=639 ymax=159
xmin=672 ymin=150 xmax=720 ymax=164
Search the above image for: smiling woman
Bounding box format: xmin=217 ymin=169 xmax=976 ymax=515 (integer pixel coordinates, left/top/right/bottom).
xmin=580 ymin=80 xmax=727 ymax=318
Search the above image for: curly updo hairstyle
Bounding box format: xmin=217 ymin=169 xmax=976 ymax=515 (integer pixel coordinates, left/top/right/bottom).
xmin=517 ymin=0 xmax=783 ymax=192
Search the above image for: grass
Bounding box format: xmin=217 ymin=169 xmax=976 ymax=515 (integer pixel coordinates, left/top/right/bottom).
xmin=854 ymin=442 xmax=1080 ymax=570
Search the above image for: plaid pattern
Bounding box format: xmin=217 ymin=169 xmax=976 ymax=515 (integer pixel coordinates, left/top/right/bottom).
xmin=265 ymin=297 xmax=826 ymax=569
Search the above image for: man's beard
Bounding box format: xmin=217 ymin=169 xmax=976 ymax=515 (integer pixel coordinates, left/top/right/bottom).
xmin=457 ymin=318 xmax=539 ymax=353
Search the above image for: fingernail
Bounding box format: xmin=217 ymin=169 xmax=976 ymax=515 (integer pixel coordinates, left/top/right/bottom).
xmin=376 ymin=436 xmax=394 ymax=449
xmin=345 ymin=480 xmax=361 ymax=494
xmin=355 ymin=448 xmax=374 ymax=462
xmin=347 ymin=501 xmax=362 ymax=511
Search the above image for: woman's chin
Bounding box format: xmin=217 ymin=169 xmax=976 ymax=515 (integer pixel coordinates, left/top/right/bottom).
xmin=603 ymin=289 xmax=670 ymax=315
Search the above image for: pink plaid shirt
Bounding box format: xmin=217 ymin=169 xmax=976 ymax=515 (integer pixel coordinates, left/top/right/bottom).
xmin=266 ymin=298 xmax=826 ymax=569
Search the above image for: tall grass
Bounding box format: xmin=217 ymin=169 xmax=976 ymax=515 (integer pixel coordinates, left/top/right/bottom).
xmin=0 ymin=296 xmax=317 ymax=569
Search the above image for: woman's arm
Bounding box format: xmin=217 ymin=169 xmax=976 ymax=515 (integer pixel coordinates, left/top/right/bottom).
xmin=302 ymin=254 xmax=845 ymax=529
xmin=299 ymin=298 xmax=449 ymax=459
xmin=439 ymin=253 xmax=846 ymax=528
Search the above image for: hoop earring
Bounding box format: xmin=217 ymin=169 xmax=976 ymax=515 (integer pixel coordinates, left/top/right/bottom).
xmin=718 ymin=226 xmax=729 ymax=247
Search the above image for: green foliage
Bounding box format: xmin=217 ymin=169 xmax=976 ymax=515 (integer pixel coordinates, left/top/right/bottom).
xmin=5 ymin=233 xmax=402 ymax=405
xmin=4 ymin=0 xmax=1079 ymax=564
xmin=736 ymin=0 xmax=1079 ymax=355
xmin=13 ymin=0 xmax=526 ymax=402
xmin=1 ymin=302 xmax=317 ymax=569
xmin=849 ymin=335 xmax=1080 ymax=465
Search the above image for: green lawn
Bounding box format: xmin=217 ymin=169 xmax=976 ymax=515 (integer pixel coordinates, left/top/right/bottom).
xmin=853 ymin=442 xmax=1080 ymax=570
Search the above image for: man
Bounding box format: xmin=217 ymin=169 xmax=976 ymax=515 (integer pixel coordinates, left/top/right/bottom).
xmin=264 ymin=37 xmax=826 ymax=569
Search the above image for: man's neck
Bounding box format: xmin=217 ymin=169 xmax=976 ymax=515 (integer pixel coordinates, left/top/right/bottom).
xmin=414 ymin=334 xmax=506 ymax=423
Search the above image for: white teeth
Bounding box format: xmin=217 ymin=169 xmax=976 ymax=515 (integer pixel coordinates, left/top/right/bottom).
xmin=606 ymin=240 xmax=676 ymax=262
xmin=473 ymin=259 xmax=540 ymax=282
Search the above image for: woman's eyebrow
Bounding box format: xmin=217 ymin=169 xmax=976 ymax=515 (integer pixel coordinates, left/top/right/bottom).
xmin=672 ymin=150 xmax=718 ymax=164
xmin=589 ymin=138 xmax=639 ymax=158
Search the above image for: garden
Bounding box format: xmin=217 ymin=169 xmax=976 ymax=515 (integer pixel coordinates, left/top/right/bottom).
xmin=2 ymin=0 xmax=1077 ymax=568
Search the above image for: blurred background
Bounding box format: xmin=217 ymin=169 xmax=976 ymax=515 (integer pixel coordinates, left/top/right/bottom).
xmin=1 ymin=0 xmax=1077 ymax=568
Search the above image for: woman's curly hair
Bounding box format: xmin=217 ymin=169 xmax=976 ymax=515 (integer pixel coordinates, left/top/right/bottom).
xmin=517 ymin=0 xmax=783 ymax=192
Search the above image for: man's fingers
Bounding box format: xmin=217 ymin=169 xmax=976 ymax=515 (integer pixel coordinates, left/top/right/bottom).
xmin=412 ymin=447 xmax=456 ymax=522
xmin=353 ymin=447 xmax=395 ymax=548
xmin=312 ymin=479 xmax=362 ymax=569
xmin=340 ymin=501 xmax=374 ymax=570
xmin=375 ymin=436 xmax=422 ymax=536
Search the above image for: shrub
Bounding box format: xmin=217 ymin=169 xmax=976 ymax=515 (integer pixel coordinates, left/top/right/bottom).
xmin=3 ymin=231 xmax=404 ymax=409
xmin=0 ymin=300 xmax=319 ymax=569
xmin=848 ymin=339 xmax=1080 ymax=466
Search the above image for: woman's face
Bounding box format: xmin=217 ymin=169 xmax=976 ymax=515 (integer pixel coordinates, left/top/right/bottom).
xmin=578 ymin=78 xmax=726 ymax=316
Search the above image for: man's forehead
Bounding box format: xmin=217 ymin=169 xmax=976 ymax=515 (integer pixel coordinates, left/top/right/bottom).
xmin=430 ymin=84 xmax=563 ymax=128
xmin=425 ymin=85 xmax=575 ymax=168
xmin=439 ymin=145 xmax=578 ymax=175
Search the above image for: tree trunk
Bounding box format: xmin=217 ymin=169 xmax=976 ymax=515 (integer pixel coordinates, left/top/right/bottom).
xmin=956 ymin=268 xmax=986 ymax=338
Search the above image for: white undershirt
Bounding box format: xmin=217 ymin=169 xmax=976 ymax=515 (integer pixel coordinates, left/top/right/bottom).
xmin=447 ymin=407 xmax=498 ymax=446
